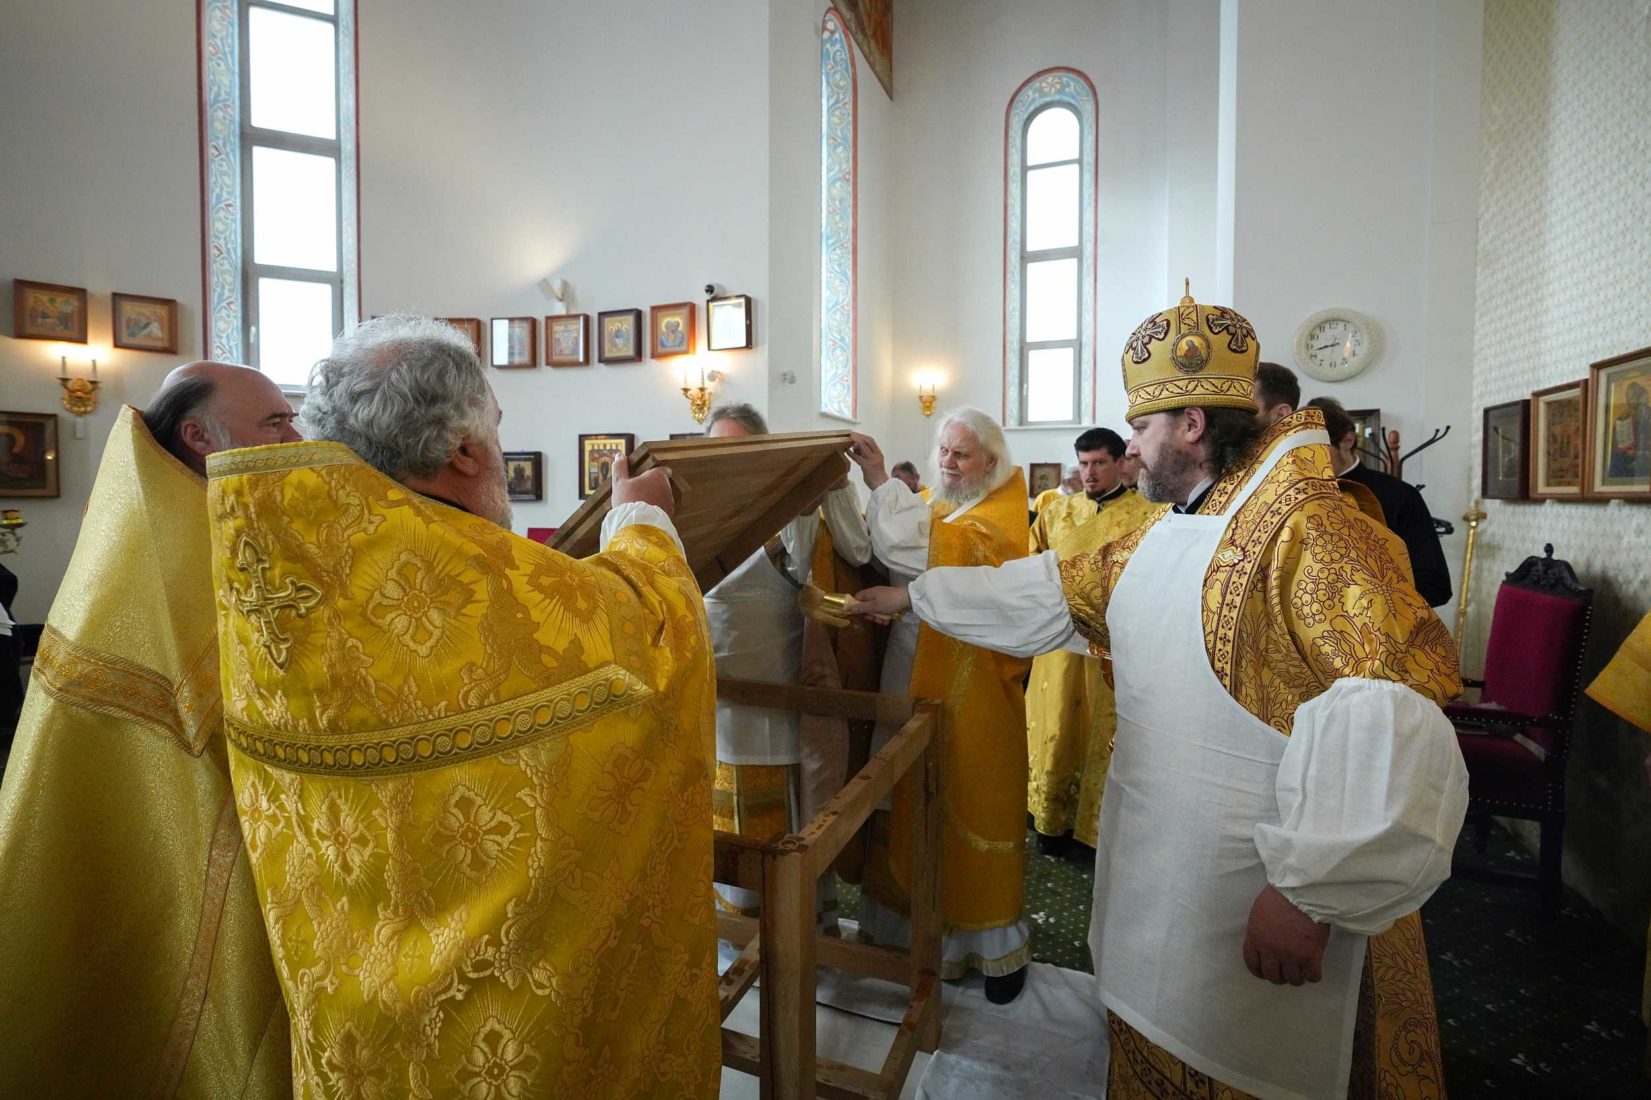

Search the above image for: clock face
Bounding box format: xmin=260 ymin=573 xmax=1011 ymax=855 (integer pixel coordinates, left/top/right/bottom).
xmin=1294 ymin=309 xmax=1380 ymax=381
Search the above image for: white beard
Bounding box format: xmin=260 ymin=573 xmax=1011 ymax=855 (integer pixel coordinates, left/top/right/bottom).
xmin=930 ymin=476 xmax=986 ymax=508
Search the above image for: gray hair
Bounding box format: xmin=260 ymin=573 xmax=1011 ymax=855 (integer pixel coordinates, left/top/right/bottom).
xmin=929 ymin=405 xmax=1015 ymax=495
xmin=705 ymin=402 xmax=769 ymax=436
xmin=300 ymin=314 xmax=493 ymax=479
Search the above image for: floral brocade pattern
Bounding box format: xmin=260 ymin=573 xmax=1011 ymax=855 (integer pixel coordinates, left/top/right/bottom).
xmin=1058 ymin=414 xmax=1459 ymax=1098
xmin=209 ymin=443 xmax=719 ymax=1099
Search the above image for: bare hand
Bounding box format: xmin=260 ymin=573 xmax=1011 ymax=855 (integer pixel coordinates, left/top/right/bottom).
xmin=847 ymin=433 xmax=889 ymax=490
xmin=1242 ymin=884 xmax=1330 ymax=986
xmin=611 ymin=453 xmax=675 ymax=517
xmin=844 ymin=585 xmax=911 ymax=624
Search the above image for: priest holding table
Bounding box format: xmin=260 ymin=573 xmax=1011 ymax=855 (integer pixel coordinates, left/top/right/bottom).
xmin=846 ymin=407 xmax=1034 ymax=1004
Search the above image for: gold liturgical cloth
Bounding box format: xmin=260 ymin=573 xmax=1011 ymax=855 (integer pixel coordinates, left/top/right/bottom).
xmin=0 ymin=407 xmax=289 ymax=1097
xmin=207 ymin=440 xmax=720 ymax=1098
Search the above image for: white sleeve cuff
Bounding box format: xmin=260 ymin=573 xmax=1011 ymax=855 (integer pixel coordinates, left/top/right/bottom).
xmin=599 ymin=502 xmax=686 ymax=558
xmin=909 ymin=551 xmax=1078 ymax=658
xmin=1255 ymin=677 xmax=1469 ymax=935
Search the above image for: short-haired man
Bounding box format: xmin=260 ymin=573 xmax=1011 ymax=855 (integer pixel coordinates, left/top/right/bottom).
xmin=849 ymin=286 xmax=1466 ymax=1097
xmin=1308 ymin=396 xmax=1453 ymax=608
xmin=701 ymin=403 xmax=871 ymax=928
xmin=1025 ymin=427 xmax=1160 ymax=854
xmin=845 ymin=408 xmax=1033 ymax=1003
xmin=0 ymin=363 xmax=298 ymax=1095
xmin=1254 ymin=360 xmax=1301 ymax=426
xmin=891 ymin=460 xmax=923 ymax=493
xmin=206 ymin=315 xmax=720 ymax=1096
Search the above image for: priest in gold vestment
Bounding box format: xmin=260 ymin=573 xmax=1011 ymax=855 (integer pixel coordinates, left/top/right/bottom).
xmin=847 ymin=409 xmax=1033 ymax=1004
xmin=850 ymin=288 xmax=1468 ymax=1099
xmin=1584 ymin=608 xmax=1651 ymax=1026
xmin=1024 ymin=426 xmax=1161 ymax=851
xmin=208 ymin=316 xmax=719 ymax=1098
xmin=0 ymin=364 xmax=301 ymax=1097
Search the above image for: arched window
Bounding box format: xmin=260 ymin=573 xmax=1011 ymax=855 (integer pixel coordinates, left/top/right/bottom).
xmin=202 ymin=0 xmax=360 ymax=389
xmin=1004 ymin=69 xmax=1096 ymax=426
xmin=819 ymin=8 xmax=857 ymax=420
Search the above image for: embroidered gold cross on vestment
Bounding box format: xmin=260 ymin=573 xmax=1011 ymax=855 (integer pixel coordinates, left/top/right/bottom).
xmin=229 ymin=534 xmax=321 ymax=670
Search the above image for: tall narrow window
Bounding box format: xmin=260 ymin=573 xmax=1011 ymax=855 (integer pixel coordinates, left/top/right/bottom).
xmin=819 ymin=9 xmax=857 ymax=420
xmin=1005 ymin=69 xmax=1096 ymax=426
xmin=202 ymin=0 xmax=359 ymax=388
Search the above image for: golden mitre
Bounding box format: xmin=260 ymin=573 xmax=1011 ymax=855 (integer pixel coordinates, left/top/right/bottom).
xmin=1121 ymin=280 xmax=1260 ymax=419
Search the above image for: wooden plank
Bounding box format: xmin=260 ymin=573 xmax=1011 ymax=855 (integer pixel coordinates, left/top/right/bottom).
xmin=878 ymin=974 xmax=939 ymax=1091
xmin=799 ymin=708 xmax=934 ymax=880
xmin=722 ymin=1028 xmax=763 ymax=1078
xmin=815 ymin=1057 xmax=888 ymax=1100
xmin=717 ymin=677 xmax=917 ymax=725
xmin=720 ymin=934 xmax=762 ymax=1021
xmin=761 ymin=841 xmax=817 ymax=1099
xmin=718 ymin=910 xmax=759 ymax=947
xmin=714 ymin=829 xmax=768 ymax=891
xmin=815 ymin=932 xmax=911 ymax=987
xmin=906 ymin=705 xmax=945 ymax=1052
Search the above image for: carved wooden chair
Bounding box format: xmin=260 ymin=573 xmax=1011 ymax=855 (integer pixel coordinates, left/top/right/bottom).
xmin=1445 ymin=544 xmax=1592 ymax=920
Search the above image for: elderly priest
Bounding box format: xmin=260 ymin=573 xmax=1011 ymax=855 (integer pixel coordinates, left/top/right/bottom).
xmin=850 ymin=287 xmax=1469 ymax=1099
xmin=846 ymin=408 xmax=1033 ymax=1004
xmin=205 ymin=315 xmax=719 ymax=1097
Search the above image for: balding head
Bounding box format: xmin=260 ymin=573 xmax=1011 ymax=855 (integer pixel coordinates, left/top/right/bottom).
xmin=144 ymin=361 xmax=300 ymax=475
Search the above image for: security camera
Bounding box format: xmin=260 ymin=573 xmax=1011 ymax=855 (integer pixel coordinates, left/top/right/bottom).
xmin=704 ymin=283 xmax=719 ymax=297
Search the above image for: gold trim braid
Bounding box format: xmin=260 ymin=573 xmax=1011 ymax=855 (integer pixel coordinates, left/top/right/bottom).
xmin=225 ymin=663 xmax=652 ymax=776
xmin=31 ymin=624 xmax=219 ymax=756
xmin=205 ymin=440 xmax=363 ymax=480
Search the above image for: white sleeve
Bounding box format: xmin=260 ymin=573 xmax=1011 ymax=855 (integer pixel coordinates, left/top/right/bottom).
xmin=778 ymin=514 xmax=812 ymax=584
xmin=909 ymin=551 xmax=1086 ymax=658
xmin=866 ymin=479 xmax=932 ymax=574
xmin=1253 ymin=677 xmax=1469 ymax=936
xmin=821 ymin=485 xmax=873 ymax=566
xmin=599 ymin=502 xmax=687 ymax=558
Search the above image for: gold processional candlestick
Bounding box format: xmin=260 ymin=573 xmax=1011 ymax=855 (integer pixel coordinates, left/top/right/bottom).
xmin=1454 ymin=500 xmax=1488 ymax=642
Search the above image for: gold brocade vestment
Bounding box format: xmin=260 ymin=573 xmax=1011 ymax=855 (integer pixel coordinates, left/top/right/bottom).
xmin=1584 ymin=608 xmax=1651 ymax=1024
xmin=0 ymin=407 xmax=290 ymax=1097
xmin=872 ymin=471 xmax=1031 ymax=938
xmin=1039 ymin=490 xmax=1164 ymax=847
xmin=1059 ymin=411 xmax=1462 ymax=1100
xmin=208 ymin=441 xmax=719 ymax=1099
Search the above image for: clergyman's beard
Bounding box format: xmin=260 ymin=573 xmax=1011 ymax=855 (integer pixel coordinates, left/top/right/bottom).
xmin=1136 ymin=446 xmax=1202 ymax=505
xmin=931 ymin=470 xmax=986 ymax=508
xmin=483 ymin=461 xmax=514 ymax=529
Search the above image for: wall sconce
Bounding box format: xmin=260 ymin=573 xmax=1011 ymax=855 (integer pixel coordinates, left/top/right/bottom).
xmin=914 ymin=372 xmax=943 ymax=417
xmin=58 ymin=355 xmax=100 ymax=416
xmin=681 ymin=360 xmax=722 ymax=423
xmin=0 ymin=508 xmax=25 ymax=556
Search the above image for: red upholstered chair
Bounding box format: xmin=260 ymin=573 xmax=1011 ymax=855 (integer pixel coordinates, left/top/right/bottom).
xmin=1445 ymin=544 xmax=1592 ymax=920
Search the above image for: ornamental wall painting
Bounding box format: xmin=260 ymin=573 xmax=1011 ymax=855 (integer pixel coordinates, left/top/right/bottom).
xmin=836 ymin=0 xmax=892 ymax=98
xmin=1586 ymin=345 xmax=1651 ymax=500
xmin=1529 ymin=380 xmax=1587 ymax=500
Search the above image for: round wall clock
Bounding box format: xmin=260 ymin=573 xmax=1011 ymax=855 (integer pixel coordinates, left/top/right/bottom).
xmin=1293 ymin=308 xmax=1382 ymax=382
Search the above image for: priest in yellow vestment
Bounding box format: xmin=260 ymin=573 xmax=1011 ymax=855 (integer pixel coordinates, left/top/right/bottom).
xmin=0 ymin=363 xmax=301 ymax=1097
xmin=847 ymin=409 xmax=1033 ymax=1003
xmin=1585 ymin=608 xmax=1651 ymax=1025
xmin=851 ymin=287 xmax=1468 ymax=1099
xmin=1024 ymin=427 xmax=1161 ymax=851
xmin=208 ymin=316 xmax=719 ymax=1098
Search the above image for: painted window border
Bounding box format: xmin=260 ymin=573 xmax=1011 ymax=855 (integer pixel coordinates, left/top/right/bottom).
xmin=200 ymin=0 xmax=359 ymax=378
xmin=1003 ymin=67 xmax=1097 ymax=427
xmin=819 ymin=7 xmax=857 ymax=421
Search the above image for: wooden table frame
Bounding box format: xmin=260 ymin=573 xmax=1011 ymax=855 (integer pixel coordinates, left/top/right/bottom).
xmin=712 ymin=677 xmax=944 ymax=1099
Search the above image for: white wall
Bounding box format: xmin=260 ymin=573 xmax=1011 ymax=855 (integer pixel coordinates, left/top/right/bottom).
xmin=0 ymin=0 xmax=205 ymax=622
xmin=1470 ymin=0 xmax=1651 ymax=934
xmin=1223 ymin=0 xmax=1482 ymax=611
xmin=888 ymin=0 xmax=1180 ymax=475
xmin=359 ymin=0 xmax=774 ymax=530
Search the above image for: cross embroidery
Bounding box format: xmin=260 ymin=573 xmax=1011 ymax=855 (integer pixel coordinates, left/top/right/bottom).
xmin=229 ymin=534 xmax=321 ymax=671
